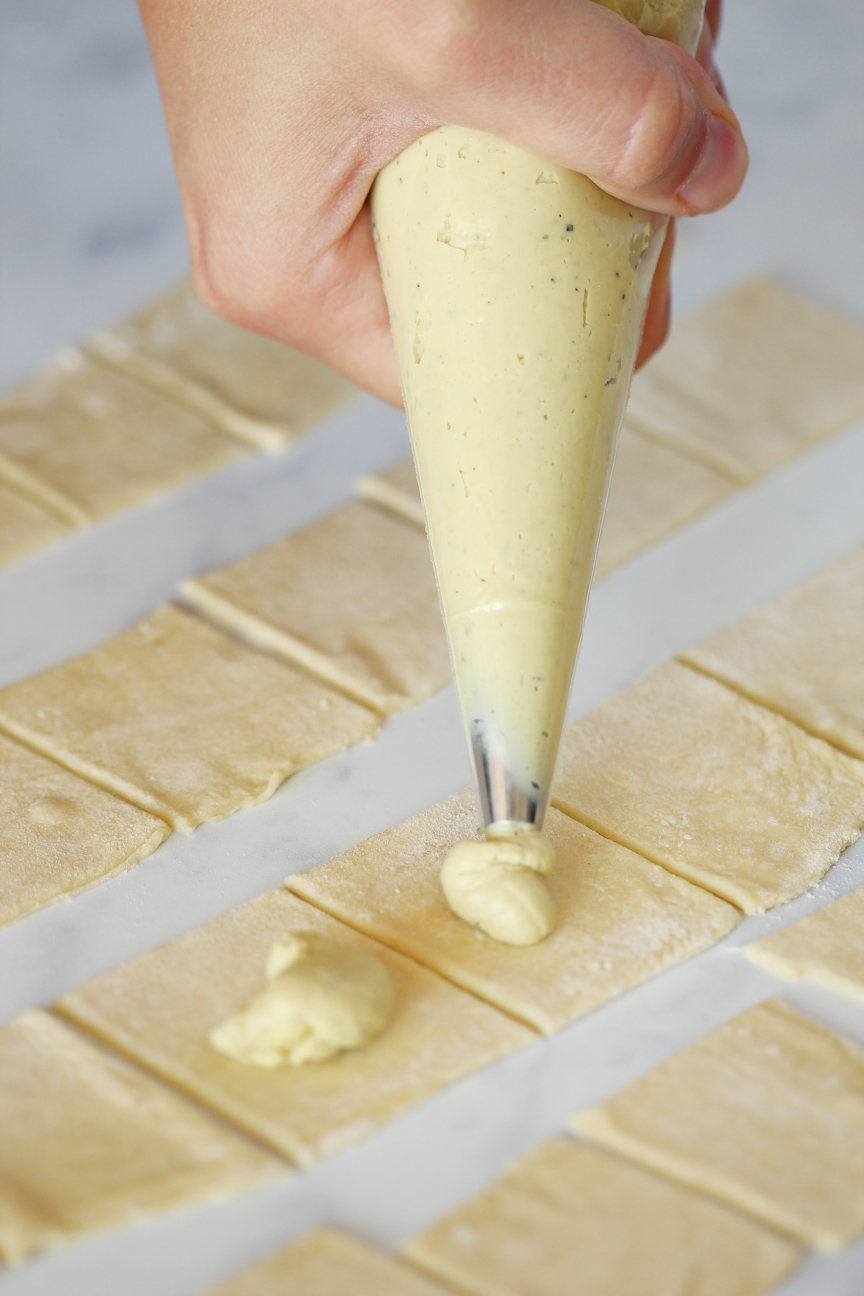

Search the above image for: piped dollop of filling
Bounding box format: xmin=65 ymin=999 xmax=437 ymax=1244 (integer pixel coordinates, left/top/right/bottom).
xmin=209 ymin=930 xmax=395 ymax=1068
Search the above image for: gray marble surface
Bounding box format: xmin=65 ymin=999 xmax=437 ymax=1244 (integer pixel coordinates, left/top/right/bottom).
xmin=2 ymin=1 xmax=864 ymax=1293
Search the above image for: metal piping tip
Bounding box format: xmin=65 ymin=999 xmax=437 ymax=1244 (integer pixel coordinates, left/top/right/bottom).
xmin=470 ymin=729 xmax=548 ymax=834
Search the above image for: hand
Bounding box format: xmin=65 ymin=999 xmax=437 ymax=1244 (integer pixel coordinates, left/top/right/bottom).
xmin=138 ymin=0 xmax=746 ymax=405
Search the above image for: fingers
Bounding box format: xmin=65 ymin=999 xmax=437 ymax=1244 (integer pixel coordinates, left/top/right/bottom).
xmin=385 ymin=0 xmax=748 ymax=218
xmin=138 ymin=0 xmax=746 ymax=407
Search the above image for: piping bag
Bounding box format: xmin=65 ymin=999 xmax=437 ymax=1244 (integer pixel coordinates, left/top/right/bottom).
xmin=371 ymin=1 xmax=706 ymax=927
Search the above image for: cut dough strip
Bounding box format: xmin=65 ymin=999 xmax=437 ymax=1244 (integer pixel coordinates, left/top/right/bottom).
xmin=681 ymin=544 xmax=864 ymax=761
xmin=573 ymin=999 xmax=864 ymax=1251
xmin=746 ymin=884 xmax=864 ymax=1003
xmin=552 ymin=660 xmax=864 ymax=914
xmin=0 ymin=731 xmax=169 ymax=928
xmin=180 ymin=501 xmax=450 ymax=716
xmin=56 ymin=888 xmax=532 ymax=1168
xmin=0 ymin=603 xmax=379 ymax=832
xmin=205 ymin=1226 xmax=454 ymax=1296
xmin=0 ymin=1009 xmax=280 ymax=1266
xmin=0 ymin=480 xmax=71 ymax=570
xmin=89 ymin=279 xmax=359 ymax=452
xmin=0 ymin=347 xmax=245 ymax=525
xmin=288 ymin=788 xmax=740 ymax=1035
xmin=627 ymin=279 xmax=864 ymax=481
xmin=402 ymin=1136 xmax=801 ymax=1296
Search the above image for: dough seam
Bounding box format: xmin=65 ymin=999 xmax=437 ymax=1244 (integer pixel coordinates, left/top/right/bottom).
xmin=0 ymin=712 xmax=181 ymax=828
xmin=625 ymin=408 xmax=752 ymax=486
xmin=0 ymin=450 xmax=90 ymax=528
xmin=281 ymin=879 xmax=545 ymax=1035
xmin=179 ymin=578 xmax=392 ymax=716
xmin=547 ymin=795 xmax=747 ymax=915
xmin=48 ymin=1004 xmax=297 ymax=1166
xmin=678 ymin=651 xmax=864 ymax=765
xmin=88 ymin=342 xmax=292 ymax=453
xmin=355 ymin=473 xmax=426 ymax=530
xmin=573 ymin=1106 xmax=831 ymax=1251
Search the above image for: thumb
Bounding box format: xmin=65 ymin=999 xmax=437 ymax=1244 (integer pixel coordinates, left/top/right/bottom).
xmin=401 ymin=0 xmax=747 ymax=217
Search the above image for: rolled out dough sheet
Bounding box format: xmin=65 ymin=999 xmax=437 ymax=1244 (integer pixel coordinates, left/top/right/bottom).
xmin=681 ymin=545 xmax=864 ymax=761
xmin=288 ymin=788 xmax=740 ymax=1035
xmin=746 ymin=884 xmax=864 ymax=1001
xmin=207 ymin=1227 xmax=453 ymax=1296
xmin=403 ymin=1137 xmax=800 ymax=1296
xmin=89 ymin=279 xmax=358 ymax=451
xmin=0 ymin=481 xmax=70 ymax=568
xmin=574 ymin=999 xmax=864 ymax=1251
xmin=354 ymin=427 xmax=735 ymax=580
xmin=595 ymin=424 xmax=734 ymax=576
xmin=57 ymin=889 xmax=532 ymax=1168
xmin=0 ymin=1010 xmax=280 ymax=1266
xmin=627 ymin=278 xmax=864 ymax=482
xmin=0 ymin=604 xmax=378 ymax=832
xmin=0 ymin=731 xmax=169 ymax=927
xmin=552 ymin=660 xmax=864 ymax=914
xmin=181 ymin=501 xmax=450 ymax=715
xmin=0 ymin=348 xmax=245 ymax=525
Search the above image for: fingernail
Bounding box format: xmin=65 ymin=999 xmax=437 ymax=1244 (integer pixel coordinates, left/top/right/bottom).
xmin=676 ymin=114 xmax=748 ymax=214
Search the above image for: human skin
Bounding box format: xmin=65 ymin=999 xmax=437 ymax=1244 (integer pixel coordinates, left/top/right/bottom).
xmin=137 ymin=0 xmax=744 ymax=407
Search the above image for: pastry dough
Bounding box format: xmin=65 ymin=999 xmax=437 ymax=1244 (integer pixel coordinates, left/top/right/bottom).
xmin=681 ymin=545 xmax=864 ymax=760
xmin=207 ymin=1227 xmax=453 ymax=1296
xmin=288 ymin=790 xmax=739 ymax=1034
xmin=357 ymin=429 xmax=734 ymax=580
xmin=0 ymin=731 xmax=169 ymax=927
xmin=181 ymin=502 xmax=449 ymax=714
xmin=574 ymin=999 xmax=864 ymax=1250
xmin=403 ymin=1137 xmax=801 ymax=1296
xmin=0 ymin=348 xmax=245 ymax=524
xmin=0 ymin=481 xmax=70 ymax=568
xmin=356 ymin=461 xmax=425 ymax=530
xmin=746 ymin=884 xmax=864 ymax=1002
xmin=56 ymin=888 xmax=532 ymax=1168
xmin=627 ymin=279 xmax=864 ymax=482
xmin=90 ymin=279 xmax=358 ymax=451
xmin=0 ymin=1010 xmax=280 ymax=1265
xmin=595 ymin=424 xmax=733 ymax=576
xmin=0 ymin=604 xmax=378 ymax=832
xmin=552 ymin=661 xmax=864 ymax=914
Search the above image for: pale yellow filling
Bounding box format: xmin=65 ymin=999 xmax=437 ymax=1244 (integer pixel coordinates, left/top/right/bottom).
xmin=210 ymin=931 xmax=395 ymax=1067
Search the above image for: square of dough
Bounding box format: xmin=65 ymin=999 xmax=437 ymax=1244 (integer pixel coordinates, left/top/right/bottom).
xmin=0 ymin=1010 xmax=281 ymax=1266
xmin=746 ymin=884 xmax=864 ymax=1002
xmin=90 ymin=279 xmax=358 ymax=451
xmin=0 ymin=348 xmax=246 ymax=525
xmin=681 ymin=545 xmax=864 ymax=761
xmin=552 ymin=660 xmax=864 ymax=914
xmin=403 ymin=1137 xmax=801 ymax=1296
xmin=0 ymin=731 xmax=169 ymax=927
xmin=573 ymin=999 xmax=864 ymax=1250
xmin=627 ymin=279 xmax=864 ymax=482
xmin=207 ymin=1227 xmax=453 ymax=1296
xmin=56 ymin=889 xmax=532 ymax=1168
xmin=0 ymin=604 xmax=378 ymax=832
xmin=181 ymin=501 xmax=449 ymax=715
xmin=288 ymin=789 xmax=740 ymax=1035
xmin=595 ymin=424 xmax=734 ymax=576
xmin=0 ymin=481 xmax=70 ymax=568
xmin=355 ymin=460 xmax=426 ymax=530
